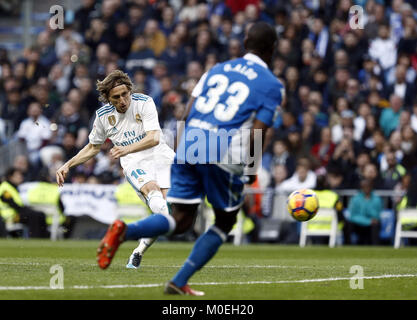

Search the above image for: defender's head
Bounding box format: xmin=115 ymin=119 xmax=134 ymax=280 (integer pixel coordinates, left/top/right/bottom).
xmin=96 ymin=70 xmax=133 ymax=113
xmin=244 ymin=22 xmax=277 ymax=66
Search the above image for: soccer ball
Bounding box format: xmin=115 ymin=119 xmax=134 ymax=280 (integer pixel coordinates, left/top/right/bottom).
xmin=287 ymin=189 xmax=319 ymax=222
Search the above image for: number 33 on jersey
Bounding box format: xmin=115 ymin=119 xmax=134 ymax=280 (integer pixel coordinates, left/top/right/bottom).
xmin=177 ymin=53 xmax=285 ymax=167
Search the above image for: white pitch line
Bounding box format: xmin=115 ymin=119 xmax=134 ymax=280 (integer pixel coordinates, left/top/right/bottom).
xmin=0 ymin=274 xmax=416 ymax=291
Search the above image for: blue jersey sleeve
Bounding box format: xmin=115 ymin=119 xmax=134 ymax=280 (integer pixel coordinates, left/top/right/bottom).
xmin=255 ymin=81 xmax=284 ymax=126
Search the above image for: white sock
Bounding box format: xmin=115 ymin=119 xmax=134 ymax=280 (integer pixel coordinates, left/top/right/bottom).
xmin=134 ymin=237 xmax=157 ymax=255
xmin=132 ymin=190 xmax=170 ymax=256
xmin=147 ymin=190 xmax=169 ymax=216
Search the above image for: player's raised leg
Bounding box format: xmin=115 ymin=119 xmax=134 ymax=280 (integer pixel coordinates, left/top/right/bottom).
xmin=97 ymin=211 xmax=177 ymax=269
xmin=126 ymin=184 xmax=170 ymax=269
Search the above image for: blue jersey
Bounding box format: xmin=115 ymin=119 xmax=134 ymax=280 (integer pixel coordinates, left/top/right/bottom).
xmin=175 ymin=53 xmax=284 ymax=174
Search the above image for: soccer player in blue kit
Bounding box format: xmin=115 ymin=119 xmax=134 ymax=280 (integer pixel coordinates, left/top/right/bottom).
xmin=97 ymin=22 xmax=285 ymax=296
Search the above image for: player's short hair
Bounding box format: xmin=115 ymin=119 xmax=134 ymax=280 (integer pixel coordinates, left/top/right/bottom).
xmin=244 ymin=22 xmax=277 ymax=55
xmin=96 ymin=70 xmax=133 ymax=103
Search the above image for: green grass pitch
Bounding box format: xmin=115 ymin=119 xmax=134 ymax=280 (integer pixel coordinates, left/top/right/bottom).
xmin=0 ymin=239 xmax=416 ymax=300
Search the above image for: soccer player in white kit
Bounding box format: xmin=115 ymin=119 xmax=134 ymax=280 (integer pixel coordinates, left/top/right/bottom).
xmin=56 ymin=70 xmax=175 ymax=269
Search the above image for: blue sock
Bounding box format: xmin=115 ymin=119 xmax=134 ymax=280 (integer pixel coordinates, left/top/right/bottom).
xmin=125 ymin=214 xmax=172 ymax=240
xmin=171 ymin=226 xmax=225 ymax=287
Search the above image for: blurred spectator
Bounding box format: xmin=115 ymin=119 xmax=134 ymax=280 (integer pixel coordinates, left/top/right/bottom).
xmin=345 ymin=78 xmax=363 ymax=111
xmin=386 ymin=63 xmax=415 ymax=108
xmin=1 ymin=86 xmax=27 ymax=132
xmin=329 ymin=137 xmax=357 ymax=187
xmin=127 ymin=3 xmax=147 ymax=35
xmin=270 ymin=139 xmax=296 ymax=178
xmin=386 ymin=54 xmax=416 ymax=87
xmin=49 ymin=63 xmax=70 ymax=96
xmin=53 ymin=101 xmax=88 ymax=149
xmin=351 ymin=151 xmax=372 ymax=188
xmin=358 ymin=54 xmax=382 ymax=91
xmin=368 ymin=22 xmax=397 ymax=73
xmin=363 ymin=162 xmax=384 ymax=187
xmin=178 ymin=0 xmax=200 ymax=23
xmin=126 ymin=34 xmax=157 ymax=76
xmin=16 ymin=101 xmax=52 ymax=165
xmin=276 ymin=158 xmax=317 ymax=193
xmin=161 ymin=33 xmax=188 ymax=77
xmin=301 ymin=111 xmax=321 ymax=150
xmin=364 ymin=2 xmax=386 ymax=40
xmin=13 ymin=154 xmax=38 ymax=182
xmin=400 ymin=125 xmax=417 ymax=170
xmin=160 ymin=5 xmax=176 ymax=37
xmin=0 ymin=168 xmax=48 ymax=238
xmin=272 ymin=163 xmax=288 ymax=190
xmin=84 ymin=17 xmax=111 ymax=54
xmin=380 ymin=148 xmax=406 ymax=190
xmin=379 ymin=94 xmax=403 ymax=137
xmin=311 ymin=126 xmax=335 ymax=169
xmin=331 ymin=109 xmax=355 ymax=144
xmin=89 ymin=42 xmax=112 ymax=81
xmin=29 ymin=82 xmax=60 ymax=119
xmin=308 ymin=16 xmax=330 ymax=60
xmin=345 ymin=179 xmax=382 ymax=245
xmin=353 ymin=102 xmax=372 ymax=142
xmin=60 ymin=132 xmax=80 ymax=162
xmin=22 ymin=45 xmax=48 ymax=86
xmin=341 ymin=30 xmax=367 ymax=73
xmin=190 ymin=29 xmax=217 ymax=66
xmin=74 ymin=0 xmax=97 ymax=35
xmin=397 ymin=14 xmax=417 ymax=55
xmin=286 ymin=126 xmax=310 ymax=159
xmin=144 ymin=19 xmax=167 ymax=57
xmin=36 ymin=31 xmax=58 ymax=70
xmin=328 ymin=67 xmax=351 ymax=106
xmin=326 ymin=164 xmax=347 ymax=190
xmin=55 ymin=24 xmax=84 ymax=59
xmin=111 ymin=21 xmax=134 ymax=60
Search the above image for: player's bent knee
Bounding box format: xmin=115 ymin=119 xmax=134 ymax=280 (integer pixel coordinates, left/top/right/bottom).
xmin=214 ymin=209 xmax=238 ymax=234
xmin=170 ymin=203 xmax=199 ymax=235
xmin=140 ymin=181 xmax=160 ymax=195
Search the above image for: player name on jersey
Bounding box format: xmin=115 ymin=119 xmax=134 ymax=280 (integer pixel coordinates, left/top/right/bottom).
xmin=223 ymin=62 xmax=258 ymax=80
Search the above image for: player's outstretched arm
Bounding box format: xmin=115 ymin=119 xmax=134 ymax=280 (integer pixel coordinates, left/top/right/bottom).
xmin=56 ymin=143 xmax=101 ymax=186
xmin=109 ymin=130 xmax=160 ymax=159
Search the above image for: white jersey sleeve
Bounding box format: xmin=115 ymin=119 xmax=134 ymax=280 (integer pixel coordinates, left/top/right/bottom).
xmin=142 ymin=97 xmax=162 ymax=132
xmin=88 ymin=113 xmax=106 ymax=145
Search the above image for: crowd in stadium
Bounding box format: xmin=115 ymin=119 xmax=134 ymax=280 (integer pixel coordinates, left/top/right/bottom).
xmin=0 ymin=0 xmax=417 ymax=242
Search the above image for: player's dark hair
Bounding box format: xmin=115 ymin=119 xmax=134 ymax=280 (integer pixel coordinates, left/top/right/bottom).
xmin=244 ymin=22 xmax=277 ymax=56
xmin=96 ymin=70 xmax=133 ymax=103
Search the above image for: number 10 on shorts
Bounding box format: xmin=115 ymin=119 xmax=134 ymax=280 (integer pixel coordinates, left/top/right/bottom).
xmin=131 ymin=169 xmax=146 ymax=178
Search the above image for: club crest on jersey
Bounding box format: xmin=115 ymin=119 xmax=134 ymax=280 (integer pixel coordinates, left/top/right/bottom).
xmin=135 ymin=114 xmax=142 ymax=123
xmin=108 ymin=115 xmax=116 ymax=126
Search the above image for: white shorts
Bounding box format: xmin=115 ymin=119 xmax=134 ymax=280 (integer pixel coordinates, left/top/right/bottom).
xmin=124 ymin=155 xmax=173 ymax=199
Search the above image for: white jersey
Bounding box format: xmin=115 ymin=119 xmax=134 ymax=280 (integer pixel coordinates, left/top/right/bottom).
xmin=89 ymin=93 xmax=175 ymax=170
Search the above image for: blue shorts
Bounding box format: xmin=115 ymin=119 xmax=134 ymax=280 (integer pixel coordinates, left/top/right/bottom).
xmin=166 ymin=163 xmax=245 ymax=212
